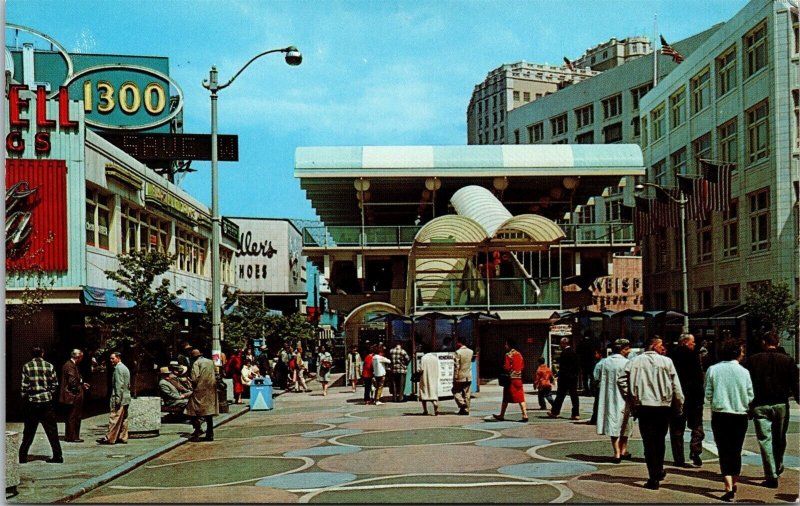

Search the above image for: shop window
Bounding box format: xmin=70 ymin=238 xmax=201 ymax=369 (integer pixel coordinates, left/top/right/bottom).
xmin=86 ymin=189 xmax=111 ymax=250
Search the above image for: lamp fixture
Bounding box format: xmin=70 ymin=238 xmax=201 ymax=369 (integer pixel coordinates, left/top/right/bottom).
xmin=562 ymin=176 xmax=579 ymax=190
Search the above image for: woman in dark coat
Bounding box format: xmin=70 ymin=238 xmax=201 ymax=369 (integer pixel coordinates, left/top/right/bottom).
xmin=225 ymin=349 xmax=244 ymax=404
xmin=494 ymin=338 xmax=528 ymax=422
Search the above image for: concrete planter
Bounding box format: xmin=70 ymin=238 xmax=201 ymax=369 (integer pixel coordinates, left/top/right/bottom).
xmin=6 ymin=431 xmax=20 ymax=494
xmin=128 ymin=396 xmax=161 ymax=437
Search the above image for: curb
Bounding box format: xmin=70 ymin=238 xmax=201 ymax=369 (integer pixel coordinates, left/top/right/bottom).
xmin=59 ymin=406 xmax=251 ymax=503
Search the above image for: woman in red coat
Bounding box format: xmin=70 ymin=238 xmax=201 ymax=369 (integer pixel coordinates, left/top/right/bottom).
xmin=493 ymin=338 xmax=528 ymax=422
xmin=225 ymin=349 xmax=244 ymax=404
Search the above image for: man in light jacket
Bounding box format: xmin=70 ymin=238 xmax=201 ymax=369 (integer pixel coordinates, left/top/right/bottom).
xmin=187 ymin=349 xmax=220 ymax=442
xmin=618 ymin=336 xmax=684 ymax=490
xmin=452 ymin=338 xmax=474 ymax=415
xmin=98 ymin=352 xmax=130 ymax=445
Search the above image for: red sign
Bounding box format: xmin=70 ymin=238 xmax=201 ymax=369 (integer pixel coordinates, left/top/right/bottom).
xmin=6 ymin=159 xmax=68 ymax=271
xmin=6 ymin=85 xmax=78 ymax=157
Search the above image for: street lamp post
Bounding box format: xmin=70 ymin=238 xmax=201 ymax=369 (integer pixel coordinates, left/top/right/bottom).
xmin=202 ymin=46 xmax=302 ymax=366
xmin=635 ymin=182 xmax=690 ymax=333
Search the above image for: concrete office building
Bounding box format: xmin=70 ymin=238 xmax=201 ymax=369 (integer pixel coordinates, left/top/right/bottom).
xmin=637 ymin=0 xmax=799 ymax=351
xmin=573 ymin=36 xmax=653 ymax=71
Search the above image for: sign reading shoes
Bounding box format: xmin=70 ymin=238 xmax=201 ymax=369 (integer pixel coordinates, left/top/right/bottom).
xmin=64 ymin=64 xmax=183 ymax=130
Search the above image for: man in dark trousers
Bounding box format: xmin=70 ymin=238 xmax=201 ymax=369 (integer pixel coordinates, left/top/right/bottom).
xmin=549 ymin=337 xmax=581 ymax=420
xmin=187 ymin=349 xmax=220 ymax=442
xmin=19 ymin=346 xmax=63 ymax=463
xmin=668 ymin=333 xmax=705 ymax=467
xmin=746 ymin=332 xmax=800 ymax=488
xmin=59 ymin=349 xmax=90 ymax=442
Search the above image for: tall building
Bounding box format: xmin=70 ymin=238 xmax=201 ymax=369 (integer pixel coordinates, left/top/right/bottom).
xmin=573 ymin=36 xmax=653 ymax=71
xmin=637 ymin=0 xmax=798 ymax=353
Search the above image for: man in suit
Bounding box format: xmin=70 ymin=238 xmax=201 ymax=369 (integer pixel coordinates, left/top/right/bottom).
xmin=97 ymin=352 xmax=130 ymax=445
xmin=59 ymin=349 xmax=90 ymax=442
xmin=549 ymin=337 xmax=581 ymax=420
xmin=452 ymin=338 xmax=474 ymax=415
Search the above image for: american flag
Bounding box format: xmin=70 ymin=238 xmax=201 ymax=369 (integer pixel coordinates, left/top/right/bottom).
xmin=660 ymin=35 xmax=684 ymax=64
xmin=563 ymin=56 xmax=576 ymax=71
xmin=634 ymin=196 xmax=654 ymax=242
xmin=651 ymin=186 xmax=680 ymax=229
xmin=700 ymin=159 xmax=734 ymax=212
xmin=677 ymin=175 xmax=708 ymax=221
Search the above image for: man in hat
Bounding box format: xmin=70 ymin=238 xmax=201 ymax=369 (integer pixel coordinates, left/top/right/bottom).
xmin=186 ymin=349 xmax=219 ymax=442
xmin=59 ymin=348 xmax=90 ymax=442
xmin=159 ymin=367 xmax=190 ymax=411
xmin=169 ymin=361 xmax=193 ymax=392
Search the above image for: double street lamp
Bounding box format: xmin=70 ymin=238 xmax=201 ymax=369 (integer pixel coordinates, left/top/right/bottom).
xmin=203 ymin=46 xmax=302 ymax=365
xmin=635 ymin=182 xmax=690 ymax=333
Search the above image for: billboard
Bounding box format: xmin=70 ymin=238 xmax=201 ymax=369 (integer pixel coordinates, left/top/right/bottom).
xmin=231 ymin=218 xmax=305 ymax=294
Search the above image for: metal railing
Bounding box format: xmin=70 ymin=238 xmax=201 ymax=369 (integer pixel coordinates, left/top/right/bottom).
xmin=560 ymin=223 xmax=635 ymax=245
xmin=303 ymin=226 xmax=421 ymax=247
xmin=413 ymin=276 xmax=561 ymax=311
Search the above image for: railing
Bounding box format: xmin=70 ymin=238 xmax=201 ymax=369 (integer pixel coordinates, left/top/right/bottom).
xmin=413 ymin=276 xmax=561 ymax=311
xmin=303 ymin=223 xmax=635 ymax=248
xmin=560 ymin=223 xmax=635 ymax=245
xmin=303 ymin=226 xmax=421 ymax=247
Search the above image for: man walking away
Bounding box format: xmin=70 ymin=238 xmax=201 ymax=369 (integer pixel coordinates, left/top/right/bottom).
xmin=452 ymin=338 xmax=474 ymax=415
xmin=669 ymin=333 xmax=705 ymax=468
xmin=19 ymin=346 xmax=63 ymax=463
xmin=549 ymin=337 xmax=581 ymax=420
xmin=618 ymin=336 xmax=684 ymax=490
xmin=534 ymin=358 xmax=555 ymax=410
xmin=746 ymin=331 xmax=800 ymax=488
xmin=59 ymin=348 xmax=90 ymax=443
xmin=389 ymin=341 xmax=410 ymax=402
xmin=187 ymin=349 xmax=220 ymax=442
xmin=97 ymin=352 xmax=131 ymax=445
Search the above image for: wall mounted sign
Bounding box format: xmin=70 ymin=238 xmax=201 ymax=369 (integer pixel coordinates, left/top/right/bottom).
xmin=6 ymin=84 xmax=79 ymax=156
xmin=99 ymin=132 xmax=238 ymax=161
xmin=144 ymin=182 xmax=199 ymax=222
xmin=5 ymin=159 xmax=68 ymax=271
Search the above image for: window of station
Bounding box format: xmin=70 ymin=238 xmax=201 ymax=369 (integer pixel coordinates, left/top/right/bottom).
xmin=722 ymin=199 xmax=739 ymax=258
xmin=716 ymin=45 xmax=737 ymax=97
xmin=602 ymin=94 xmax=622 ymax=119
xmin=692 ymin=133 xmax=711 ymax=173
xmin=744 ymin=21 xmax=768 ymax=78
xmin=576 ymin=131 xmax=594 ymax=144
xmin=690 ymin=67 xmax=710 ymax=114
xmin=603 ymin=122 xmax=622 ymax=143
xmin=650 ymin=104 xmax=665 ymax=142
xmin=550 ymin=114 xmax=568 ymax=136
xmin=523 ymin=92 xmax=531 ymax=102
xmin=653 ymin=159 xmax=667 ymax=187
xmin=513 ymin=91 xmax=520 ymax=102
xmin=86 ymin=189 xmax=111 ymax=250
xmin=697 ymin=288 xmax=713 ymax=310
xmin=532 ymin=122 xmax=544 ymax=142
xmin=721 ymin=284 xmax=740 ymax=303
xmin=746 ymin=100 xmax=769 ymax=163
xmin=630 ymin=82 xmax=653 ymax=111
xmin=718 ymin=118 xmax=738 ymax=166
xmin=640 ymin=117 xmax=648 ymax=147
xmin=176 ymin=227 xmax=206 ymax=275
xmin=575 ymin=104 xmax=594 ymax=128
xmin=221 ymin=249 xmax=233 ymax=285
xmin=606 ymin=199 xmax=622 ymax=222
xmin=121 ymin=205 xmax=169 ymax=254
xmin=671 ymin=147 xmax=687 ymax=177
xmin=749 ymin=188 xmax=769 ymax=252
xmin=696 ymin=217 xmax=712 ymax=263
xmin=669 ymin=86 xmax=686 ymax=129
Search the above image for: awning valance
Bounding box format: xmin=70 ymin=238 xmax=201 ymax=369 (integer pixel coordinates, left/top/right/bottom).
xmin=81 ymin=286 xmax=135 ymax=309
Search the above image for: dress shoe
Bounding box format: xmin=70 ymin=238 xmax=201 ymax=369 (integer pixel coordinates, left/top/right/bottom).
xmin=46 ymin=457 xmax=64 ymax=463
xmin=458 ymin=409 xmax=469 ymax=415
xmin=761 ymin=478 xmax=779 ymax=489
xmin=96 ymin=438 xmax=115 ymax=445
xmin=720 ymin=490 xmax=735 ymax=502
xmin=643 ymin=479 xmax=659 ymax=490
xmin=547 ymin=412 xmax=559 ymax=418
xmin=777 ymin=464 xmax=785 ymax=476
xmin=18 ymin=457 xmax=27 ymax=464
xmin=620 ymin=453 xmax=633 ymax=460
xmin=492 ymin=414 xmax=505 ymax=421
xmin=570 ymin=415 xmax=581 ymax=420
xmin=65 ymin=438 xmax=85 ymax=443
xmin=520 ymin=417 xmax=529 ymax=423
xmin=188 ymin=436 xmax=202 ymax=442
xmin=659 ymin=469 xmax=667 ymax=481
xmin=612 ymin=456 xmax=622 ymax=464
xmin=690 ymin=453 xmax=703 ymax=467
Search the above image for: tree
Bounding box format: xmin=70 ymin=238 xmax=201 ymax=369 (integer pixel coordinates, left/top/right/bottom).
xmin=6 ymin=232 xmax=56 ymax=326
xmin=92 ymin=249 xmax=183 ymax=395
xmin=220 ymin=297 xmax=316 ymax=354
xmin=744 ymin=282 xmax=798 ymax=341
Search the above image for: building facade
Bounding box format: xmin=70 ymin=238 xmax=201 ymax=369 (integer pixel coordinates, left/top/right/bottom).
xmin=637 ymin=0 xmax=799 ymax=352
xmin=573 ymin=36 xmax=653 ymax=71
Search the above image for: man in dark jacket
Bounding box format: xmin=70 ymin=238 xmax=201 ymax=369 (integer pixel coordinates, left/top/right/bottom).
xmin=549 ymin=337 xmax=581 ymax=420
xmin=19 ymin=346 xmax=63 ymax=463
xmin=668 ymin=333 xmax=705 ymax=467
xmin=59 ymin=349 xmax=90 ymax=442
xmin=746 ymin=332 xmax=800 ymax=488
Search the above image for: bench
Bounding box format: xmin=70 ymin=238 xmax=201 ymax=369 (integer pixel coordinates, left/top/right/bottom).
xmin=160 ymin=400 xmax=187 ymax=422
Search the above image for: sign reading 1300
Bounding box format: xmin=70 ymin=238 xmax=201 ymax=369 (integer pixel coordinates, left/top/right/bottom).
xmin=65 ymin=64 xmax=183 ymax=131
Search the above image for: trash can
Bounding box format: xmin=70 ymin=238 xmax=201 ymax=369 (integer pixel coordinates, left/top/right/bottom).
xmin=249 ymin=377 xmax=273 ymax=411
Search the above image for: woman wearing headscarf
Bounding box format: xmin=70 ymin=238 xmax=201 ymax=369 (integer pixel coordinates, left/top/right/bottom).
xmin=493 ymin=338 xmax=528 ymax=422
xmin=705 ymin=338 xmax=754 ymax=502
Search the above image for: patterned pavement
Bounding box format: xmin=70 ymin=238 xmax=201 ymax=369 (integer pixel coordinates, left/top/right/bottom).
xmin=74 ymin=384 xmax=800 ymax=503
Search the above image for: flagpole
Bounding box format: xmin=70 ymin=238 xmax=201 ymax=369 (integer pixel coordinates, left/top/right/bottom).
xmin=678 ymin=190 xmax=689 ymax=333
xmin=653 ymin=14 xmax=658 ymax=86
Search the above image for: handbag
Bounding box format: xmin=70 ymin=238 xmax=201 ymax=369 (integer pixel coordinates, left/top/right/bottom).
xmin=498 ymin=372 xmax=511 ymax=387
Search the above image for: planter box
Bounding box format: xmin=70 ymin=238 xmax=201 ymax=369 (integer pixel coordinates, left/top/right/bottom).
xmin=128 ymin=396 xmax=161 ymax=437
xmin=6 ymin=431 xmax=20 ymax=492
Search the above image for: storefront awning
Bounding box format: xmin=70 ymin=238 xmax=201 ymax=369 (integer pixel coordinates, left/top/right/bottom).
xmin=81 ymin=286 xmax=135 ymax=309
xmin=173 ymin=298 xmax=207 ymax=314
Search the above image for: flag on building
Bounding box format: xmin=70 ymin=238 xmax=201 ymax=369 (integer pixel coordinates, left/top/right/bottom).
xmin=651 ymin=187 xmax=680 ymax=228
xmin=677 ymin=175 xmax=708 ymax=221
xmin=634 ymin=196 xmax=654 ymax=241
xmin=700 ymin=159 xmax=734 ymax=211
xmin=563 ymin=56 xmax=576 ymax=71
xmin=660 ymin=35 xmax=684 ymax=63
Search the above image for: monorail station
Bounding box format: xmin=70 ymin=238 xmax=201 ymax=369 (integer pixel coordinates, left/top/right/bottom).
xmin=295 ymin=145 xmax=645 ymax=380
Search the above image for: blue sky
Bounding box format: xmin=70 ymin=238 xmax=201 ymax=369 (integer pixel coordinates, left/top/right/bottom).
xmin=5 ymin=0 xmax=747 ymax=221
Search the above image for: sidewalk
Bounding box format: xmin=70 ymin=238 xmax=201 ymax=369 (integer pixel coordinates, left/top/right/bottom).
xmin=6 ymin=402 xmax=251 ymax=504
